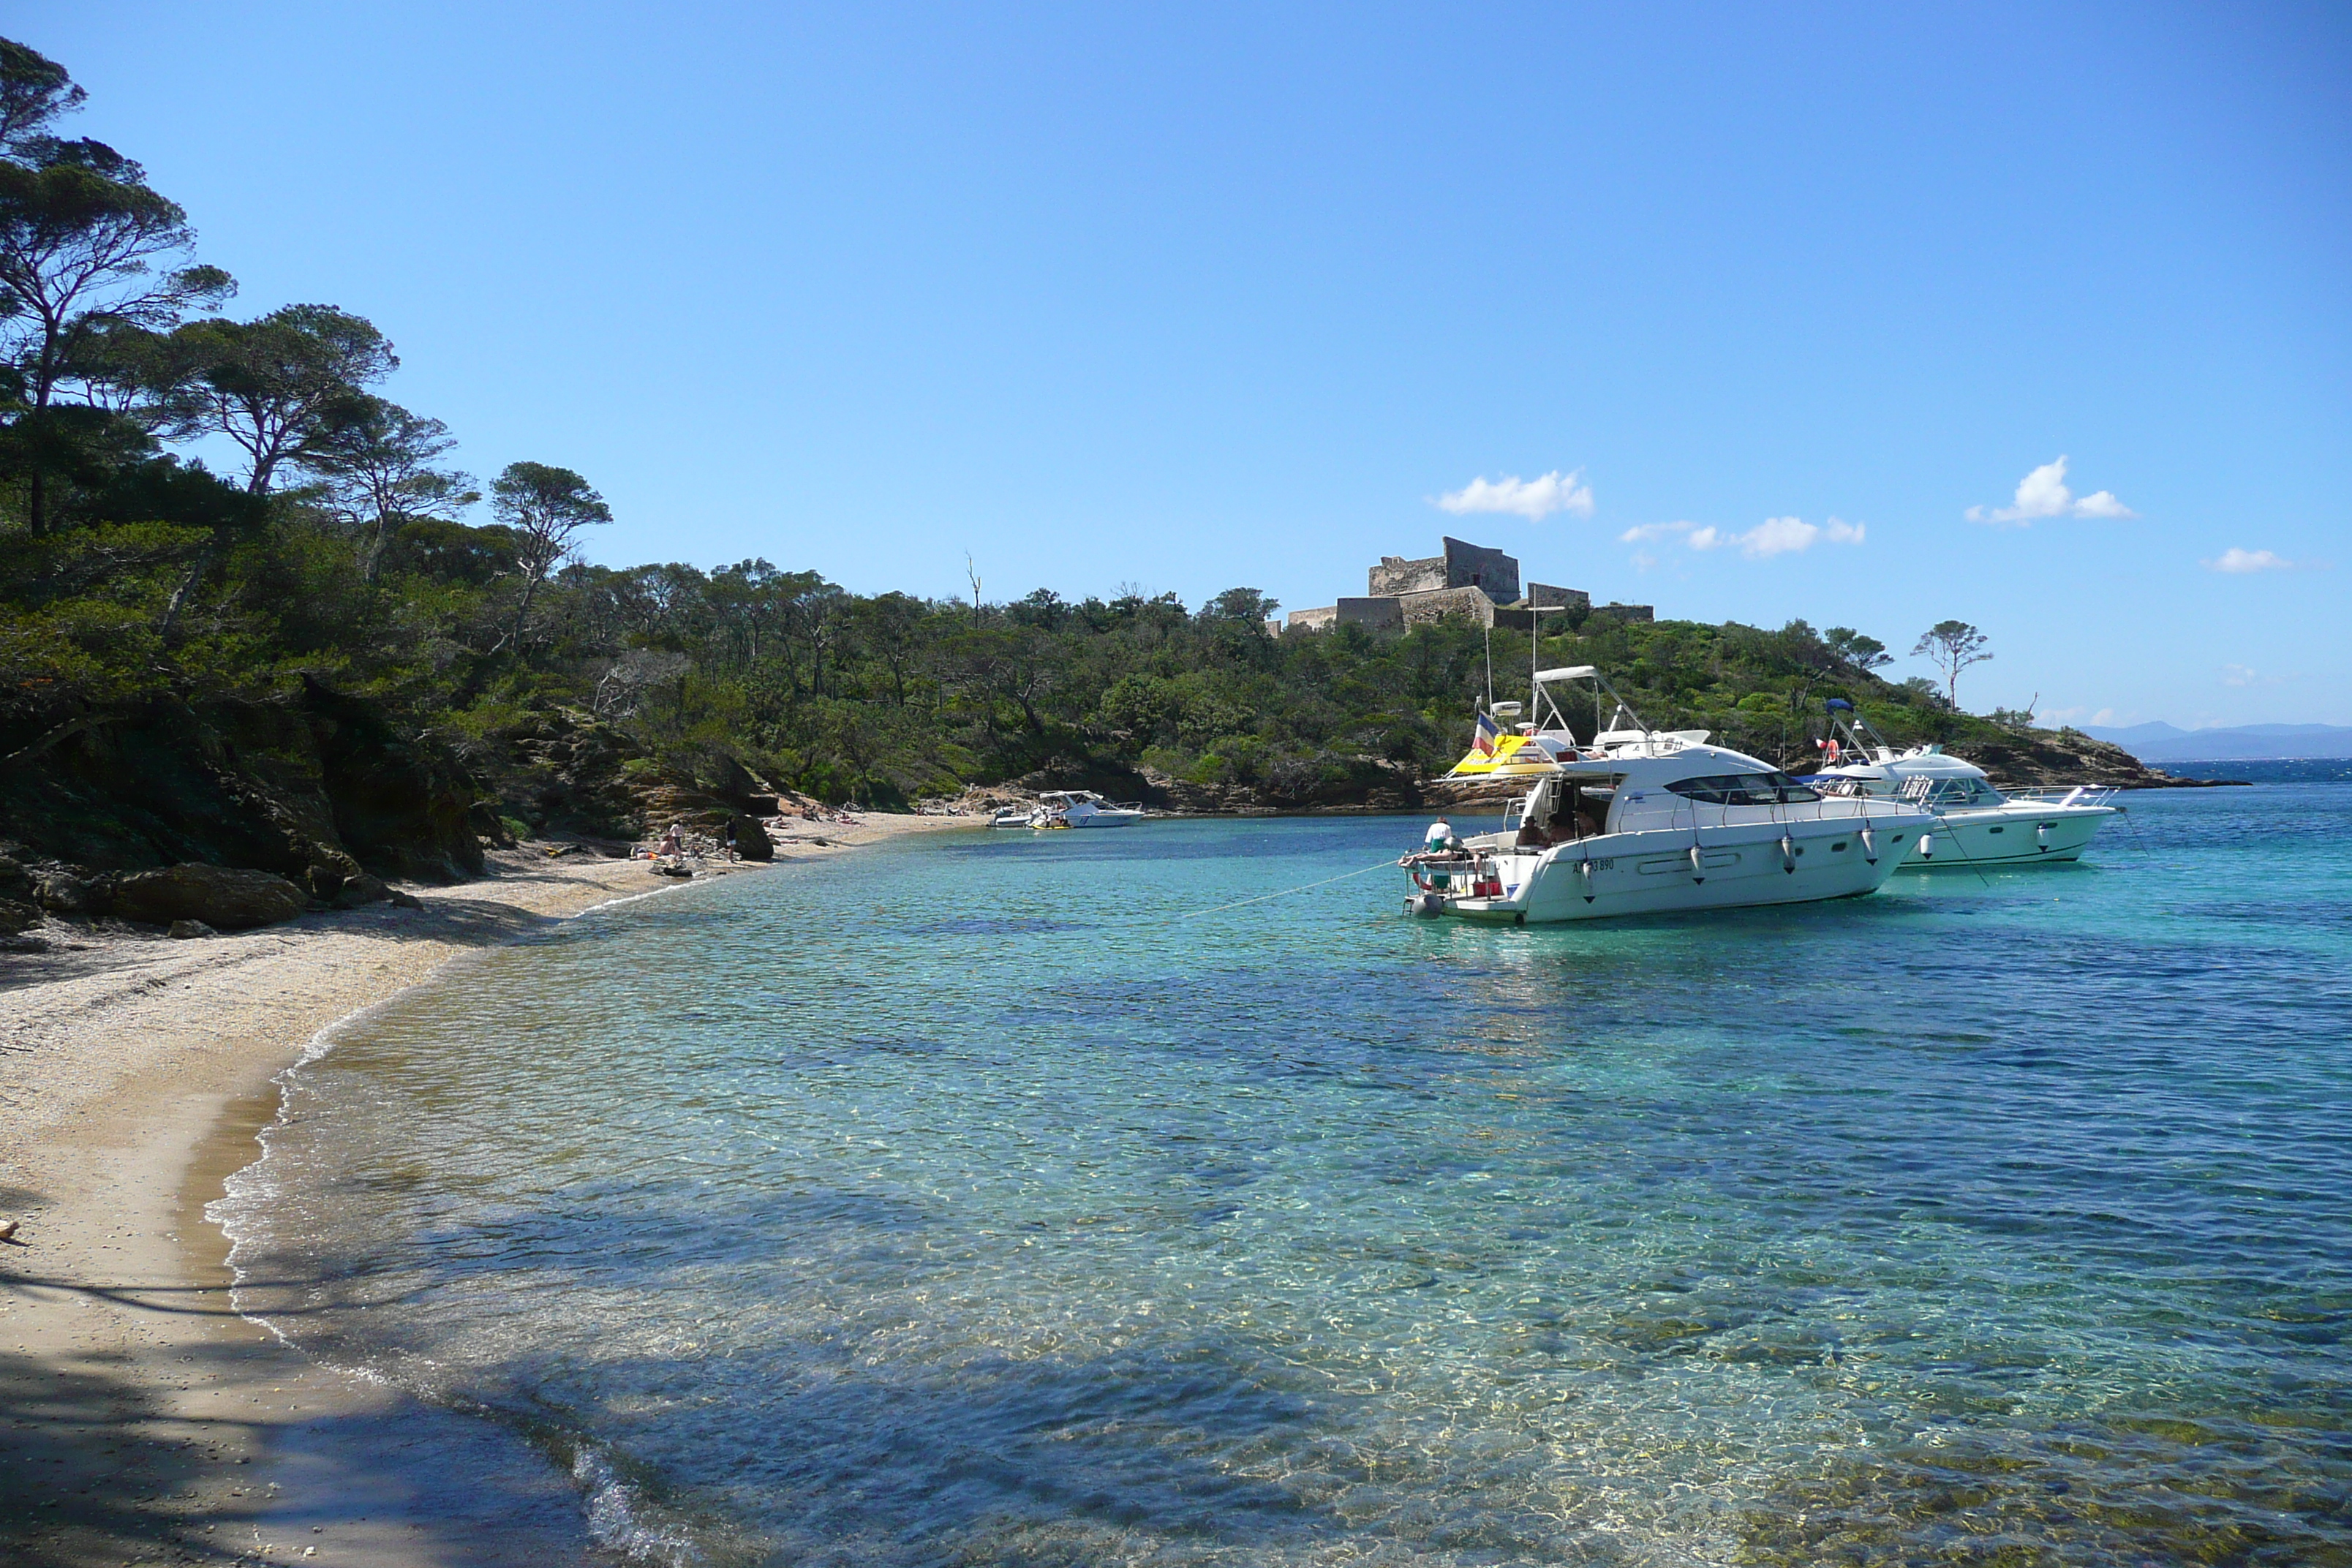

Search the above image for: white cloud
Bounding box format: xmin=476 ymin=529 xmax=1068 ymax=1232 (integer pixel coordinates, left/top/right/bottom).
xmin=1966 ymin=456 xmax=2137 ymax=524
xmin=2043 ymin=705 xmax=2122 ymax=726
xmin=1689 ymin=515 xmax=1866 ymax=559
xmin=1436 ymin=468 xmax=1594 ymax=521
xmin=2205 ymin=547 xmax=2293 ymax=573
xmin=1618 ymin=520 xmax=1692 ymax=543
xmin=2221 ymin=664 xmax=2298 ymax=688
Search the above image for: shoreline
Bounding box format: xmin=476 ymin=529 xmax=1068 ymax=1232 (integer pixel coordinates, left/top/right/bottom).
xmin=1 ymin=815 xmax=973 ymax=1567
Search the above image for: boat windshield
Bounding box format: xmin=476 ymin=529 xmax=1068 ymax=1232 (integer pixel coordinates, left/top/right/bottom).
xmin=1665 ymin=772 xmax=1822 ymax=806
xmin=1899 ymin=776 xmax=2004 ymax=807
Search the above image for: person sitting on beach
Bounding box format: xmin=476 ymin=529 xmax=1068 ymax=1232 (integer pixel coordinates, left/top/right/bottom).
xmin=659 ymin=823 xmax=684 ymax=857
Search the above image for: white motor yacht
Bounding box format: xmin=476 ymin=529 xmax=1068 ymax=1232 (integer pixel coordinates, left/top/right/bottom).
xmin=1806 ymin=701 xmax=2119 ymax=867
xmin=1030 ymin=790 xmax=1148 ymax=829
xmin=1401 ymin=668 xmax=1935 ymax=923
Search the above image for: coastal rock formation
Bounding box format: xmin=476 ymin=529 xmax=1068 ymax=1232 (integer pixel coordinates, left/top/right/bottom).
xmin=109 ymin=864 xmax=309 ymax=930
xmin=1 ymin=685 xmax=483 ymax=886
xmin=725 ymin=814 xmax=774 ymax=862
xmin=1950 ymin=728 xmax=2224 ymax=790
xmin=0 ymin=855 xmax=37 ymax=932
xmin=489 ymin=706 xmax=648 ymax=841
xmin=1137 ymin=757 xmax=1422 ymax=815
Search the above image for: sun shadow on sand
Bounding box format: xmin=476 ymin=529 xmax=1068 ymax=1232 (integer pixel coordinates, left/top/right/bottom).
xmin=0 ymin=1331 xmax=597 ymax=1567
xmin=0 ymin=1345 xmax=235 ymax=1567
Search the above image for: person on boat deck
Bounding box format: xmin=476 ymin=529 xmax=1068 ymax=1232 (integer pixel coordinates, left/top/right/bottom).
xmin=1424 ymin=819 xmax=1457 ymax=853
xmin=1518 ymin=801 xmax=1574 ymax=848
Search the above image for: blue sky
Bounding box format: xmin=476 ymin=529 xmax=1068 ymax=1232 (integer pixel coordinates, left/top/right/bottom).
xmin=22 ymin=3 xmax=2350 ymax=725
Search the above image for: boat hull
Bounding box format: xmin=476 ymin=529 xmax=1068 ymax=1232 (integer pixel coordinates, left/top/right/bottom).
xmin=1409 ymin=810 xmax=1931 ymax=924
xmin=1903 ymin=804 xmax=2114 ymax=868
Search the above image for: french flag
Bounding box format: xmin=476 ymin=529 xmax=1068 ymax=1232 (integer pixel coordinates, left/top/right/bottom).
xmin=1474 ymin=710 xmax=1501 ymax=757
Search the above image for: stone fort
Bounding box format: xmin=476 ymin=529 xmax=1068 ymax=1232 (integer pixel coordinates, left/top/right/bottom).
xmin=1283 ymin=535 xmax=1651 ymax=633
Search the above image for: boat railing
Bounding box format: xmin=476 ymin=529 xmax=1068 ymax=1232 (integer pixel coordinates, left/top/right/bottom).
xmin=2002 ymin=784 xmax=2119 ymax=808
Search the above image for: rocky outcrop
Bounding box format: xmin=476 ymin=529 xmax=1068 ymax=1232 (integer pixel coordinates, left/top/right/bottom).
xmin=0 ymin=687 xmax=484 ymax=886
xmin=108 ymin=864 xmax=308 ymax=930
xmin=1420 ymin=773 xmax=1528 ymax=811
xmin=302 ymin=679 xmax=485 ymax=879
xmin=1134 ymin=757 xmax=1422 ymax=815
xmin=486 ymin=706 xmax=649 ymax=840
xmin=1950 ymin=728 xmax=2235 ymax=790
xmin=0 ymin=853 xmax=36 ymax=934
xmin=725 ymin=814 xmax=774 ymax=862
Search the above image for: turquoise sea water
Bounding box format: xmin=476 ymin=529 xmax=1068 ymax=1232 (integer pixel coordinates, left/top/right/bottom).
xmin=223 ymin=785 xmax=2352 ymax=1565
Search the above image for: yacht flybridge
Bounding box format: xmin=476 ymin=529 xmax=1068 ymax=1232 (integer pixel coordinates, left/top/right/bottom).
xmin=1403 ymin=668 xmax=1936 ymax=923
xmin=1806 ymin=701 xmax=2119 ymax=867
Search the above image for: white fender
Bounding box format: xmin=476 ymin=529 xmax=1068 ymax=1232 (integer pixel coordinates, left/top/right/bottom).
xmin=1918 ymin=833 xmax=1935 ymax=860
xmin=1859 ymin=826 xmax=1877 ymax=864
xmin=1578 ymin=857 xmax=1596 ymax=904
xmin=1688 ymin=843 xmax=1705 ymax=883
xmin=2036 ymin=821 xmax=2052 ymax=850
xmin=1778 ymin=832 xmax=1795 ymax=875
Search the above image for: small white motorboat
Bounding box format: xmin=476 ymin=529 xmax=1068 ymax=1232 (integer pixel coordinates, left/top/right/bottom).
xmin=1030 ymin=790 xmax=1148 ymax=829
xmin=1401 ymin=668 xmax=1934 ymax=923
xmin=991 ymin=805 xmax=1039 ymax=829
xmin=1805 ymin=701 xmax=2119 ymax=867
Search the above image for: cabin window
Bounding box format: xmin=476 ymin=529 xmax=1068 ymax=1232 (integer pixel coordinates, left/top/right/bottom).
xmin=1665 ymin=771 xmax=1821 ymax=806
xmin=1831 ymin=840 xmax=1847 ymax=851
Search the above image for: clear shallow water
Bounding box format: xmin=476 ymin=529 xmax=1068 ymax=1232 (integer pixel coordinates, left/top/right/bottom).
xmin=222 ymin=788 xmax=2352 ymax=1566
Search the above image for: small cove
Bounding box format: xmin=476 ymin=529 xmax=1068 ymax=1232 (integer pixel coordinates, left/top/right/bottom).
xmin=219 ymin=788 xmax=2352 ymax=1564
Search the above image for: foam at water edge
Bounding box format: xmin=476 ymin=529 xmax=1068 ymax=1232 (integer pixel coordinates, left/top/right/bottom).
xmin=572 ymin=1439 xmax=721 ymax=1567
xmin=206 ymin=875 xmax=704 ymax=1334
xmin=200 ymin=880 xmax=729 ymax=1546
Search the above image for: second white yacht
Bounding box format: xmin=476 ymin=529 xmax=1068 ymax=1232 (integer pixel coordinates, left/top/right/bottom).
xmin=1805 ymin=700 xmax=2119 ymax=867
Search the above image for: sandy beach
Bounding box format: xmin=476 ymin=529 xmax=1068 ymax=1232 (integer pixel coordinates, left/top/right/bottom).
xmin=1 ymin=815 xmax=973 ymax=1567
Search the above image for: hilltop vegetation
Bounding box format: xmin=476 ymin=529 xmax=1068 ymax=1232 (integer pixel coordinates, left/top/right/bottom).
xmin=0 ymin=37 xmax=2151 ymax=892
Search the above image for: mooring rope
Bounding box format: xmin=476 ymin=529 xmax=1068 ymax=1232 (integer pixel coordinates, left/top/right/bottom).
xmin=1149 ymin=858 xmax=1401 ymax=924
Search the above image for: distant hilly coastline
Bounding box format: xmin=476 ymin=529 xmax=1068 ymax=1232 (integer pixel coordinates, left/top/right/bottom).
xmin=2080 ymin=722 xmax=2352 ymax=763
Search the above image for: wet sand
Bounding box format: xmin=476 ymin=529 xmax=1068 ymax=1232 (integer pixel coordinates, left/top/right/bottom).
xmin=0 ymin=816 xmax=975 ymax=1566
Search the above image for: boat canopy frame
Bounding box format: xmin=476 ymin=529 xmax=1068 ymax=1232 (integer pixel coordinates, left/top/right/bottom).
xmin=1821 ymin=698 xmax=1944 ymax=766
xmin=1531 ymin=664 xmax=1659 ymax=745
